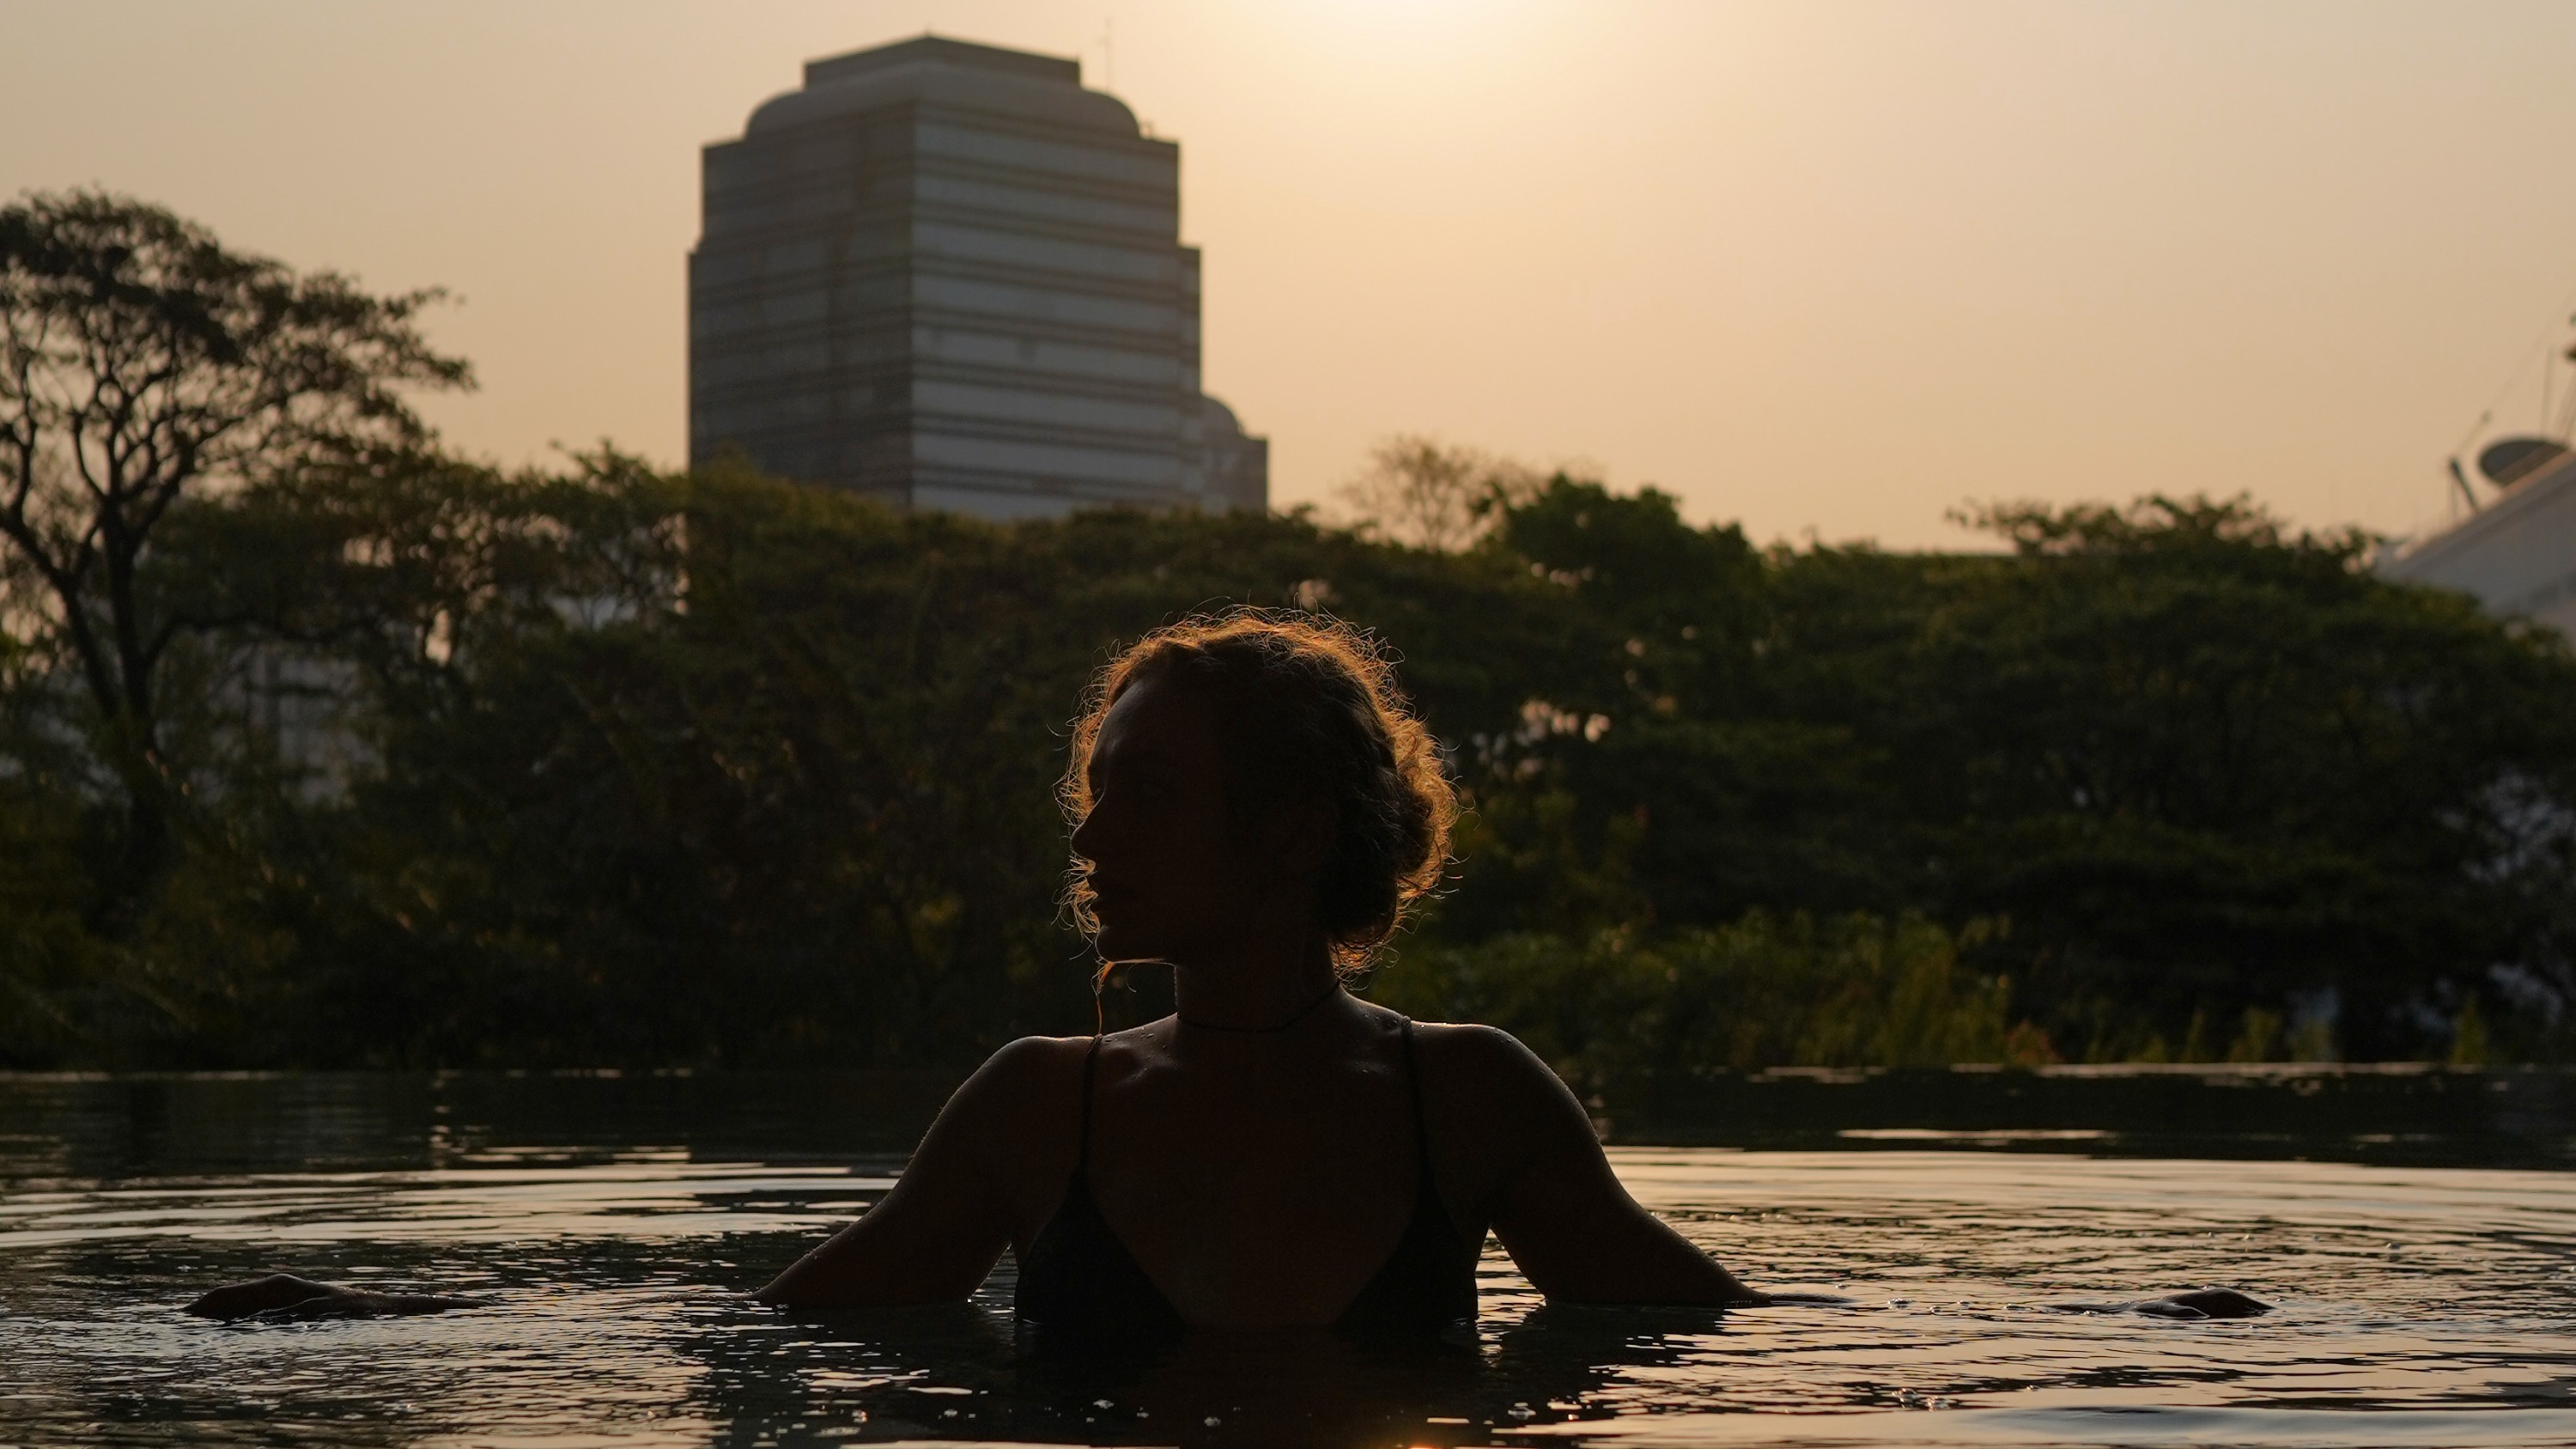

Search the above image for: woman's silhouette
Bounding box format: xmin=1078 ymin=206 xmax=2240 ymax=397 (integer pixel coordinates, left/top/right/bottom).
xmin=185 ymin=612 xmax=2260 ymax=1330
xmin=749 ymin=612 xmax=1765 ymax=1333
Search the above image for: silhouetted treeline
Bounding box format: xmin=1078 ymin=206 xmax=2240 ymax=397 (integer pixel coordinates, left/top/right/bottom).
xmin=4 ymin=454 xmax=2573 ymax=1075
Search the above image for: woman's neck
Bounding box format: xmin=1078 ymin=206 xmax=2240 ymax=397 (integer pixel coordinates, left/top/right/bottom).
xmin=1177 ymin=978 xmax=1343 ymax=1034
xmin=1169 ymin=929 xmax=1341 ymax=1033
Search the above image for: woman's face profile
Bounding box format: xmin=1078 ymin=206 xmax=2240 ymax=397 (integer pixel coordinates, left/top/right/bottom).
xmin=1072 ymin=673 xmax=1274 ymax=965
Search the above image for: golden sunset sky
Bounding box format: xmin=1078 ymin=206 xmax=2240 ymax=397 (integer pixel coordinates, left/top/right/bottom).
xmin=8 ymin=0 xmax=2575 ymax=547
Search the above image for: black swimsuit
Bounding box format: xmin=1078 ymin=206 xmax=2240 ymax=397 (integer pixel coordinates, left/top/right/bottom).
xmin=1013 ymin=1019 xmax=1479 ymax=1342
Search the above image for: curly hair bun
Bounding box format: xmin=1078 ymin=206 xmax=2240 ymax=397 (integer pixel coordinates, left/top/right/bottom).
xmin=1062 ymin=609 xmax=1455 ymax=973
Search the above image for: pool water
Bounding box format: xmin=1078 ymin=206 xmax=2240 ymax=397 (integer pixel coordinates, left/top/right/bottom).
xmin=3 ymin=1068 xmax=2573 ymax=1447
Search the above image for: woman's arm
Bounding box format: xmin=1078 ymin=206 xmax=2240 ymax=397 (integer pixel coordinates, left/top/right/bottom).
xmin=1453 ymin=1028 xmax=1766 ymax=1306
xmin=182 ymin=1038 xmax=1075 ymax=1319
xmin=755 ymin=1036 xmax=1072 ymax=1307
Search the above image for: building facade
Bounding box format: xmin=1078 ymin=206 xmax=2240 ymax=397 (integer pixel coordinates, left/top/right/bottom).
xmin=690 ymin=35 xmax=1267 ymax=520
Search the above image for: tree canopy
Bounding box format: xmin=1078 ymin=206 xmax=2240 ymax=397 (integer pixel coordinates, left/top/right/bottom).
xmin=0 ymin=190 xmax=466 ymax=909
xmin=5 ymin=452 xmax=2570 ymax=1075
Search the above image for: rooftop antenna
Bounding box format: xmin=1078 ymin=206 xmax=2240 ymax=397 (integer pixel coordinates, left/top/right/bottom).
xmin=2558 ymin=319 xmax=2576 ymax=440
xmin=2447 ymin=456 xmax=2480 ymax=514
xmin=2446 ymin=409 xmax=2491 ymax=516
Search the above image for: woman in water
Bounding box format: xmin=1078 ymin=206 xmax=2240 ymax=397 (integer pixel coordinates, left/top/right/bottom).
xmin=189 ymin=612 xmax=2255 ymax=1330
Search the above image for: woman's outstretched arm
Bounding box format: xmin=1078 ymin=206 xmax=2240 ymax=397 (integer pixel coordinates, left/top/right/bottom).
xmin=1453 ymin=1027 xmax=1767 ymax=1306
xmin=1446 ymin=1028 xmax=2266 ymax=1319
xmin=185 ymin=1038 xmax=1074 ymax=1319
xmin=756 ymin=1036 xmax=1071 ymax=1307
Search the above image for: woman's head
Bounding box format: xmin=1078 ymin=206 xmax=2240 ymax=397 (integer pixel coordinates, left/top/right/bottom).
xmin=1063 ymin=611 xmax=1455 ymax=975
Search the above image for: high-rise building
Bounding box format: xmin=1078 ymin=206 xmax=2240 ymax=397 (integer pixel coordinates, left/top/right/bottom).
xmin=690 ymin=35 xmax=1267 ymax=520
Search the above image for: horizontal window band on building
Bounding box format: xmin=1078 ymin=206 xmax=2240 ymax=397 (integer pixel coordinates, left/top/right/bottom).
xmin=908 ymin=359 xmax=1196 ymax=400
xmin=703 ymin=149 xmax=1182 ymax=216
xmin=690 ymin=309 xmax=1191 ymax=361
xmin=688 ymin=250 xmax=1200 ymax=311
xmin=911 ymin=294 xmax=1182 ymax=339
xmin=913 ymin=129 xmax=1181 ymax=189
xmin=912 ymin=240 xmax=1188 ymax=287
xmin=685 ymin=363 xmax=1185 ymax=415
xmin=912 ymin=228 xmax=1196 ymax=283
xmin=697 ymin=398 xmax=1200 ymax=449
xmin=712 ymin=124 xmax=1178 ymax=192
xmin=909 ymin=465 xmax=1200 ymax=502
xmin=690 ymin=348 xmax=1185 ymax=394
xmin=912 ymin=241 xmax=1189 ymax=291
xmin=693 ymin=360 xmax=1194 ymax=414
xmin=908 ymin=101 xmax=1175 ymax=154
xmin=702 ymin=151 xmax=1176 ymax=210
xmin=688 ymin=300 xmax=1187 ymax=347
xmin=705 ymin=432 xmax=1193 ymax=487
xmin=915 ymin=132 xmax=1179 ymax=192
xmin=692 ymin=362 xmax=1192 ymax=411
xmin=914 ymin=441 xmax=1186 ymax=484
xmin=702 ymin=166 xmax=1182 ymax=243
xmin=690 ymin=409 xmax=919 ymax=441
xmin=687 ymin=251 xmax=1197 ymax=311
xmin=688 ymin=348 xmax=928 ymax=382
xmin=693 ymin=413 xmax=1201 ymax=464
xmin=909 ymin=160 xmax=1178 ymax=212
xmin=702 ymin=202 xmax=1182 ymax=256
xmin=691 ymin=366 xmax=1188 ymax=411
xmin=689 ymin=291 xmax=1190 ymax=337
xmin=910 ymin=190 xmax=1171 ymax=240
xmin=749 ymin=102 xmax=1180 ymax=169
xmin=683 ymin=284 xmax=913 ymax=320
xmin=912 ymin=409 xmax=1197 ymax=452
xmin=704 ymin=186 xmax=1176 ymax=243
xmin=690 ymin=191 xmax=1175 ymax=250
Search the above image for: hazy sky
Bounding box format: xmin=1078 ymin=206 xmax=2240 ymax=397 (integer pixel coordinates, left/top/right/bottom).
xmin=8 ymin=0 xmax=2575 ymax=548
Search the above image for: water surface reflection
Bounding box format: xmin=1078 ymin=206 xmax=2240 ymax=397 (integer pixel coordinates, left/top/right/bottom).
xmin=3 ymin=1068 xmax=2573 ymax=1446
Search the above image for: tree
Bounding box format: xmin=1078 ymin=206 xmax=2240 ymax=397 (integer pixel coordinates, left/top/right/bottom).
xmin=1905 ymin=496 xmax=2576 ymax=1056
xmin=0 ymin=191 xmax=468 ymax=909
xmin=1336 ymin=435 xmax=1540 ymax=551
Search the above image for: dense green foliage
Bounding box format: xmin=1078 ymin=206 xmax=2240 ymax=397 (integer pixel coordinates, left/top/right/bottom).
xmin=4 ymin=449 xmax=2573 ymax=1077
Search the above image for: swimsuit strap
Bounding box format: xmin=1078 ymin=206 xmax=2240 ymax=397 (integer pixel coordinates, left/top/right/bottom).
xmin=1399 ymin=1019 xmax=1435 ymax=1177
xmin=1078 ymin=1034 xmax=1103 ymax=1167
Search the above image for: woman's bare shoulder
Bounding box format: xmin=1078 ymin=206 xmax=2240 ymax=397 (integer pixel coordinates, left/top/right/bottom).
xmin=982 ymin=1032 xmax=1097 ymax=1069
xmin=920 ymin=1036 xmax=1096 ymax=1207
xmin=1399 ymin=1020 xmax=1596 ymax=1212
xmin=1408 ymin=1020 xmax=1562 ymax=1091
xmin=957 ymin=1034 xmax=1092 ymax=1103
xmin=1405 ymin=1020 xmax=1592 ymax=1139
xmin=918 ymin=1035 xmax=1090 ymax=1148
xmin=963 ymin=1024 xmax=1177 ymax=1111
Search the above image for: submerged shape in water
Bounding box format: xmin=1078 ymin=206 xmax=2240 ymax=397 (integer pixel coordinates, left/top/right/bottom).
xmin=2044 ymin=1288 xmax=2273 ymax=1319
xmin=183 ymin=1271 xmax=489 ymax=1321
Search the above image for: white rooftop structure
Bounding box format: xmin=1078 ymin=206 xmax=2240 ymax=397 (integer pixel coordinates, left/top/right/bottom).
xmin=2381 ymin=440 xmax=2576 ymax=639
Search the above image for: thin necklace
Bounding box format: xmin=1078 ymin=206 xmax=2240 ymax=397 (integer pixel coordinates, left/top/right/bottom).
xmin=1177 ymin=983 xmax=1343 ymax=1033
